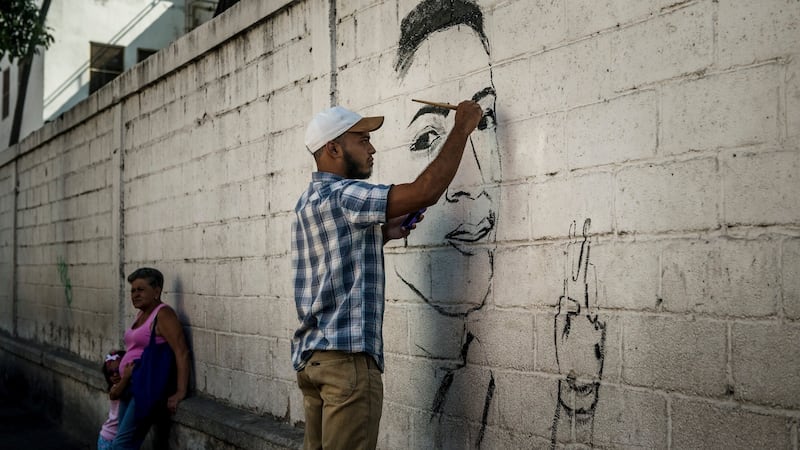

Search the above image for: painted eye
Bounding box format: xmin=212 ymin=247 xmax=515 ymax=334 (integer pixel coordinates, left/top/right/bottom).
xmin=477 ymin=109 xmax=496 ymax=131
xmin=410 ymin=127 xmax=442 ymax=152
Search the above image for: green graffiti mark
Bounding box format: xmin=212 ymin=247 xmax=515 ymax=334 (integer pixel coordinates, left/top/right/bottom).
xmin=57 ymin=256 xmax=73 ymax=306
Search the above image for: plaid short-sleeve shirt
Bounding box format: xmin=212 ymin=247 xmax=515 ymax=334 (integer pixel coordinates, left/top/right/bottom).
xmin=291 ymin=171 xmax=391 ymax=372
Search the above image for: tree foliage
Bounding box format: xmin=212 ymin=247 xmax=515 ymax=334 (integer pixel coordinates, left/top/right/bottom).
xmin=0 ymin=0 xmax=54 ymax=62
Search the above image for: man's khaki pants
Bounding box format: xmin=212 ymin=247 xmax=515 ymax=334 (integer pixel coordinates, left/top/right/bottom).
xmin=297 ymin=351 xmax=383 ymax=450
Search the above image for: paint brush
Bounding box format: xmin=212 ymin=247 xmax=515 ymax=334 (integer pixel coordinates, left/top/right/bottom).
xmin=411 ymin=99 xmax=458 ymax=110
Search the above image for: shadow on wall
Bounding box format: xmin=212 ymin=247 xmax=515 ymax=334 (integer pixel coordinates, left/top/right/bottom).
xmin=171 ymin=276 xmax=195 ymax=395
xmin=392 ymin=0 xmax=500 ymax=447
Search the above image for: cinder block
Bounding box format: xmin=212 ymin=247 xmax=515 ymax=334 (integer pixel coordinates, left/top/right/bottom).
xmin=784 ymin=239 xmax=800 ymax=319
xmin=271 ymin=0 xmax=307 ymax=48
xmin=258 ymin=377 xmax=294 ymax=418
xmin=530 ymin=172 xmax=614 ymax=239
xmin=408 ymin=407 xmax=470 ymax=450
xmin=189 ymin=327 xmax=217 ymax=366
xmin=354 ymin=3 xmax=397 ymax=61
xmin=723 ymin=150 xmax=800 ymax=226
xmin=230 ymin=296 xmax=269 ymax=336
xmin=491 ymin=0 xmax=566 ymax=62
xmin=383 ymin=303 xmax=409 ymax=355
xmin=497 ymin=113 xmax=566 ymax=181
xmin=240 ymin=258 xmax=268 ymax=297
xmin=265 ymin=212 xmax=290 ymax=257
xmin=662 ymin=238 xmax=780 ymax=316
xmin=493 ymin=243 xmax=563 ymax=309
xmin=270 ymin=301 xmax=297 ymax=345
xmin=496 ymin=182 xmax=531 ymax=242
xmin=215 ymin=260 xmax=243 ymax=297
xmin=671 ymin=396 xmax=792 ymax=449
xmin=592 ymin=385 xmax=668 ymax=449
xmin=267 ymin=166 xmax=308 ymax=214
xmin=566 ymin=0 xmax=678 ymax=39
xmin=337 ymin=57 xmax=384 ymax=110
xmin=718 ymin=0 xmax=800 ymax=67
xmin=270 ymin=338 xmax=294 ymax=381
xmin=495 ymin=35 xmax=613 ymax=118
xmin=622 ymin=315 xmax=727 ymax=396
xmin=732 ymin=322 xmax=800 ymax=408
xmin=229 ymin=371 xmax=261 ymax=410
xmin=264 ymin=255 xmax=292 ymax=299
xmin=407 ymin=304 xmax=464 ymax=359
xmin=661 ymin=65 xmax=782 ymax=154
xmin=616 ymin=158 xmax=719 ymax=234
xmin=493 ymin=57 xmax=554 ymax=120
xmin=377 ymin=403 xmax=411 ymax=450
xmin=286 ymin=42 xmax=315 ymax=89
xmin=268 ymin=85 xmax=313 ymax=133
xmin=383 ymin=354 xmax=440 ymax=411
xmin=536 ymin=312 xmax=620 ymax=384
xmin=192 ymin=263 xmax=217 ymax=301
xmin=337 ymin=0 xmax=378 ymax=18
xmin=428 ymin=246 xmax=493 ymax=309
xmin=566 ymin=91 xmax=657 ymax=169
xmin=789 ymin=59 xmax=800 ymax=142
xmin=610 ymin=2 xmax=713 ymax=91
xmin=466 ymin=308 xmax=534 ymax=370
xmin=491 ymin=370 xmax=556 ymax=438
xmin=591 ymin=240 xmax=660 ymax=311
xmin=204 ymin=364 xmax=233 ymax=401
xmin=384 ymin=250 xmax=431 ymax=303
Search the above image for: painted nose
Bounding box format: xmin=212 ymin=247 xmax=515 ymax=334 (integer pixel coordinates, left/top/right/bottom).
xmin=446 ymin=137 xmax=483 ymax=201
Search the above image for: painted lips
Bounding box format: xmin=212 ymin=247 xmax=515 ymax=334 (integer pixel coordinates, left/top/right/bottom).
xmin=445 ymin=216 xmax=494 ymax=243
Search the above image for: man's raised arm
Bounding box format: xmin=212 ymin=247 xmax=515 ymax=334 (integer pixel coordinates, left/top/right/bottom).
xmin=386 ymin=100 xmax=483 ymax=219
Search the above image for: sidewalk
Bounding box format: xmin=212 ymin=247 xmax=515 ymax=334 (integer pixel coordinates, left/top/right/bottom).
xmin=0 ymin=392 xmax=90 ymax=450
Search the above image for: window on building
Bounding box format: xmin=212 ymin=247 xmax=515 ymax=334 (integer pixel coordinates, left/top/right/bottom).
xmin=2 ymin=68 xmax=9 ymax=119
xmin=137 ymin=48 xmax=158 ymax=63
xmin=89 ymin=42 xmax=124 ymax=94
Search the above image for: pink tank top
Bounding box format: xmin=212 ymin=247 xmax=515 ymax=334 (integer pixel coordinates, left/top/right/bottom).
xmin=119 ymin=303 xmax=168 ymax=371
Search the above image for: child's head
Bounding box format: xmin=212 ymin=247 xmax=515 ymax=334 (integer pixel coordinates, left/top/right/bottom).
xmin=102 ymin=350 xmax=126 ymax=390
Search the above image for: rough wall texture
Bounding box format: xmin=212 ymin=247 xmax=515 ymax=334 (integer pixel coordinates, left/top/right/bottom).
xmin=0 ymin=0 xmax=798 ymax=448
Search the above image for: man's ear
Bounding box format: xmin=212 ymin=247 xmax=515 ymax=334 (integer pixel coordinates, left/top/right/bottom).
xmin=325 ymin=141 xmax=340 ymax=157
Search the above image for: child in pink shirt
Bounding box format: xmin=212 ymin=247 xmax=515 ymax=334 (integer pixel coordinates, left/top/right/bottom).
xmin=98 ymin=350 xmax=129 ymax=450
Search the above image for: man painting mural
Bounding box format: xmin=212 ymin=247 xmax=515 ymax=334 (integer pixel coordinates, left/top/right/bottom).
xmin=291 ymin=101 xmax=485 ymax=448
xmin=393 ymin=0 xmax=500 ymax=447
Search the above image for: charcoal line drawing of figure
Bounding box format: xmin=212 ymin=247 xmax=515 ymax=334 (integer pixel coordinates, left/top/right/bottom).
xmin=393 ymin=0 xmax=501 ymax=447
xmin=550 ymin=218 xmax=606 ymax=449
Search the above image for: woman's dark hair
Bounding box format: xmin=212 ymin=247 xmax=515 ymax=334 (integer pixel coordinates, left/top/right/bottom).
xmin=127 ymin=267 xmax=164 ymax=289
xmin=101 ymin=350 xmax=127 ymax=390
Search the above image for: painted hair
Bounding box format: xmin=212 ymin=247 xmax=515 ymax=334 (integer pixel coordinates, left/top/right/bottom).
xmin=127 ymin=267 xmax=164 ymax=289
xmin=395 ymin=0 xmax=489 ymax=77
xmin=101 ymin=349 xmax=126 ymax=390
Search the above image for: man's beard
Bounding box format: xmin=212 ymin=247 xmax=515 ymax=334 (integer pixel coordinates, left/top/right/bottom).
xmin=343 ymin=149 xmax=372 ymax=179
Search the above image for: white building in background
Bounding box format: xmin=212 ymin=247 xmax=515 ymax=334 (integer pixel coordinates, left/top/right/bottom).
xmin=0 ymin=0 xmax=218 ymax=148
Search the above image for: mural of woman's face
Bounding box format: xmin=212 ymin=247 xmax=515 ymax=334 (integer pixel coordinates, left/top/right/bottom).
xmin=395 ymin=26 xmax=500 ymax=315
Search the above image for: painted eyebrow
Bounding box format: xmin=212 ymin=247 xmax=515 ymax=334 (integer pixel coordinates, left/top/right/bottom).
xmin=409 ymin=105 xmax=450 ymax=126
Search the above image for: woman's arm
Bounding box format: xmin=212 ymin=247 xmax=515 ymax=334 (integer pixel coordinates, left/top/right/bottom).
xmin=156 ymin=306 xmax=191 ymax=414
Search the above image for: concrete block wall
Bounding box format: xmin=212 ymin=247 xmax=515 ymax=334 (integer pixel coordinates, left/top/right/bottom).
xmin=10 ymin=106 xmax=119 ymax=361
xmin=0 ymin=0 xmax=798 ymax=448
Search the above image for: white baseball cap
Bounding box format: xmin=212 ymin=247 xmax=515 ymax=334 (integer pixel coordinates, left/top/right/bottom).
xmin=304 ymin=106 xmax=384 ymax=153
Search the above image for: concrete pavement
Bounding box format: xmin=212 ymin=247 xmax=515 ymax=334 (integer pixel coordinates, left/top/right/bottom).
xmin=0 ymin=392 xmax=90 ymax=450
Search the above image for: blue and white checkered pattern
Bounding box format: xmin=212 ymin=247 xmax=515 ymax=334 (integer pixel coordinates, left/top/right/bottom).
xmin=291 ymin=171 xmax=391 ymax=372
